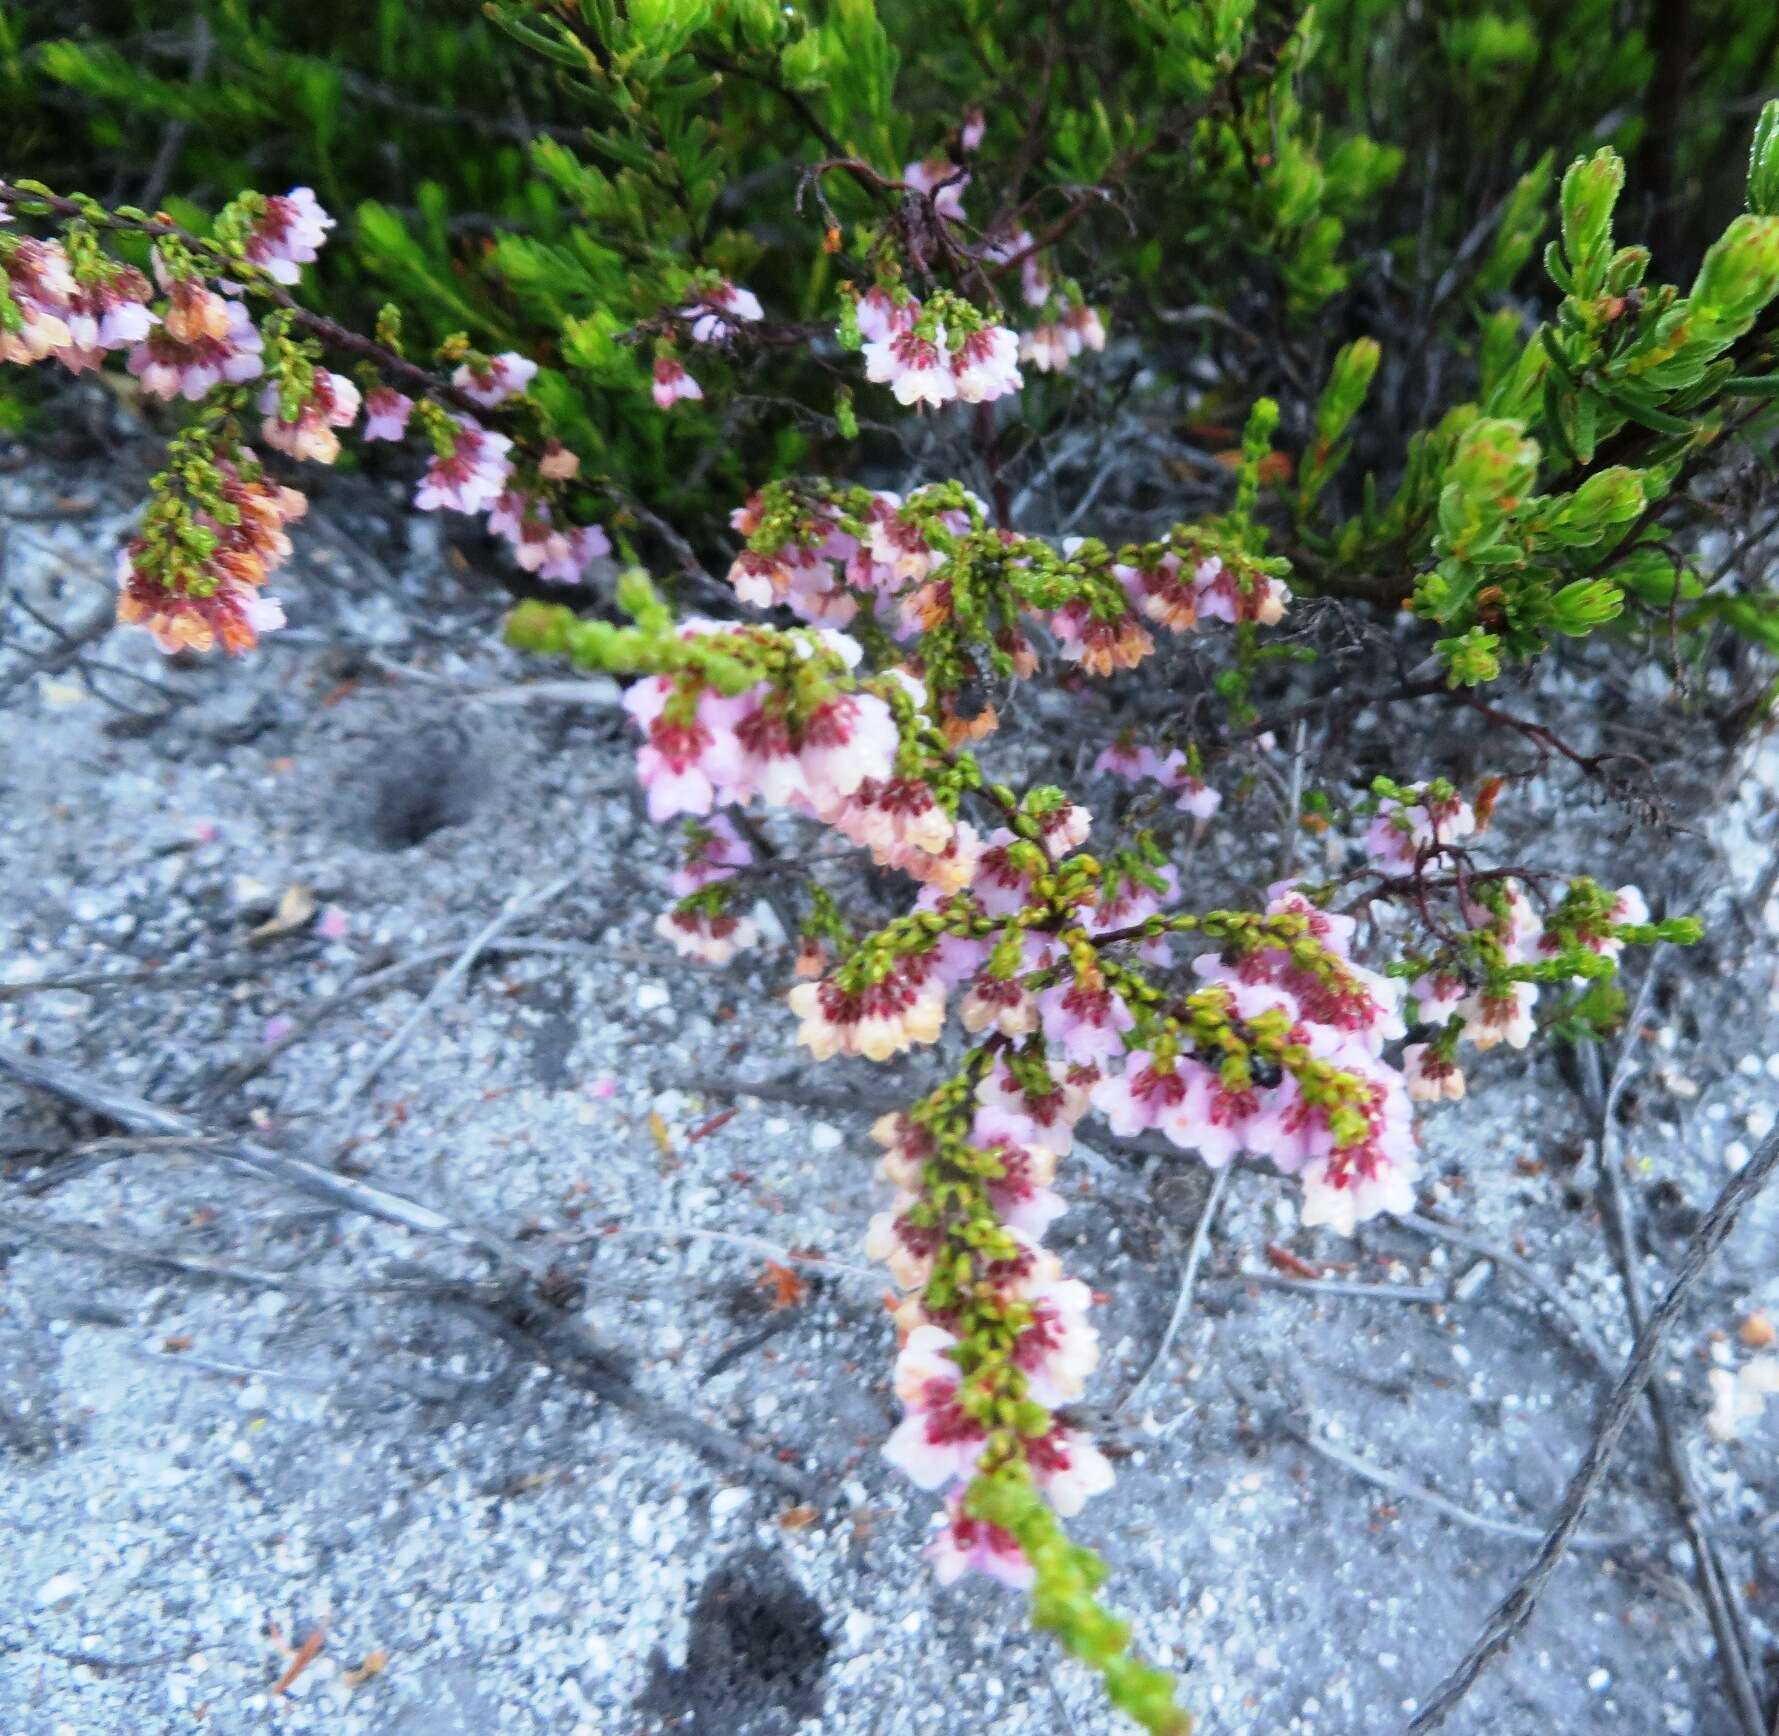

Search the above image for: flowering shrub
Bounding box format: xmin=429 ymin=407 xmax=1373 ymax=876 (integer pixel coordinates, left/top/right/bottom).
xmin=6 ymin=5 xmax=1778 ymax=1727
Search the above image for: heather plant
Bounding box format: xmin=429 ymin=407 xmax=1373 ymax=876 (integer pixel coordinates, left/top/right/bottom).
xmin=6 ymin=3 xmax=1779 ymax=1728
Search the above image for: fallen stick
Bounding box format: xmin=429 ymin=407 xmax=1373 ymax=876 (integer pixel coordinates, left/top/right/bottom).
xmin=1403 ymin=1122 xmax=1779 ymax=1733
xmin=0 ymin=1044 xmax=820 ymax=1499
xmin=330 ymin=871 xmax=575 ymax=1111
xmin=1579 ymin=994 xmax=1766 ymax=1736
xmin=0 ymin=1041 xmax=488 ymax=1249
xmin=1118 ymin=1163 xmax=1232 ymax=1416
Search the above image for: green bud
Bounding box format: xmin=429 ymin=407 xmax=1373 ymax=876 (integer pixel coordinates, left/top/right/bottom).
xmin=1559 ymin=149 xmax=1624 ymax=295
xmin=1437 ymin=625 xmax=1503 ymax=686
xmin=1749 ymin=100 xmax=1779 ymax=217
xmin=1689 ymin=213 xmax=1779 ymax=331
xmin=615 ymin=566 xmax=671 ymax=629
xmin=1547 ymin=577 xmax=1624 ymax=635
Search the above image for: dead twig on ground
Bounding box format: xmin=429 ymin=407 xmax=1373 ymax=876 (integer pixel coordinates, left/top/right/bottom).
xmin=1388 ymin=1210 xmax=1618 ymax=1378
xmin=330 ymin=872 xmax=575 ymax=1112
xmin=1402 ymin=1122 xmax=1779 ymax=1733
xmin=0 ymin=1045 xmax=822 ymax=1499
xmin=0 ymin=957 xmax=276 ymax=1004
xmin=1577 ymin=964 xmax=1766 ymax=1736
xmin=1284 ymin=1418 xmax=1632 ymax=1552
xmin=1118 ymin=1163 xmax=1232 ymax=1416
xmin=0 ymin=1041 xmax=493 ymax=1248
xmin=445 ymin=1285 xmax=815 ymax=1498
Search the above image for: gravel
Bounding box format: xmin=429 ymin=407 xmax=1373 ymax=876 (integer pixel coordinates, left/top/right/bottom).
xmin=1 ymin=444 xmax=1776 ymax=1736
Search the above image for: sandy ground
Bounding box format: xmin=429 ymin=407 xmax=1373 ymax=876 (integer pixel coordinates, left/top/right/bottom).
xmin=2 ymin=443 xmax=1777 ymax=1736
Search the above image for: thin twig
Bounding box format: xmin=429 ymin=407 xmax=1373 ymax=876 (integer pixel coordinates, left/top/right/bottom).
xmin=612 ymin=1221 xmax=878 ymax=1283
xmin=1403 ymin=1123 xmax=1779 ymax=1733
xmin=331 ymin=873 xmax=574 ymax=1111
xmin=1389 ymin=1211 xmax=1618 ymax=1377
xmin=1118 ymin=1164 xmax=1232 ymax=1415
xmin=1578 ymin=977 xmax=1766 ymax=1736
xmin=0 ymin=957 xmax=276 ymax=1003
xmin=446 ymin=1292 xmax=815 ymax=1498
xmin=0 ymin=1041 xmax=501 ymax=1252
xmin=1288 ymin=1422 xmax=1631 ymax=1552
xmin=1226 ymin=1272 xmax=1447 ymax=1305
xmin=0 ymin=1058 xmax=820 ymax=1497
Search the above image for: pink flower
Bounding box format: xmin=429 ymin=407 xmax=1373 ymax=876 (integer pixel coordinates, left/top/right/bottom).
xmin=1403 ymin=1043 xmax=1466 ymax=1103
xmin=903 ymin=157 xmax=969 ymax=221
xmin=0 ymin=237 xmax=76 ymax=369
xmin=682 ymin=281 xmax=764 ymax=344
xmin=865 ymin=1196 xmax=942 ymax=1290
xmin=1192 ymin=556 xmax=1289 ymax=626
xmin=127 ymin=294 xmax=263 ymax=400
xmin=1019 ymin=323 xmax=1072 ymax=374
xmin=1459 ymin=981 xmax=1538 ymax=1051
xmin=960 ymin=973 xmax=1040 ymax=1039
xmin=414 ymin=416 xmax=512 ymax=514
xmin=56 ymin=262 xmax=155 ymax=372
xmin=540 ymin=523 xmax=612 ymax=584
xmin=652 ymin=355 xmax=704 ymax=409
xmin=624 ymin=678 xmax=747 ymax=823
xmin=259 ymin=370 xmax=360 ymax=464
xmin=949 ymin=324 xmax=1022 ymax=403
xmin=1466 ymin=879 xmax=1543 ymax=961
xmin=973 ymin=830 xmax=1036 ymax=918
xmin=1409 ymin=971 xmax=1467 ymax=1019
xmin=361 ymin=387 xmax=413 ymax=441
xmin=1299 ymin=1089 xmax=1419 ymax=1235
xmin=241 ymin=187 xmax=333 ymax=284
xmin=452 ymin=351 xmax=537 ymax=407
xmin=1008 ymin=1265 xmax=1100 ymax=1405
xmin=960 ymin=109 xmax=986 ymax=153
xmin=1037 ymin=976 xmax=1136 ymax=1066
xmin=976 ymin=1057 xmax=1093 ymax=1156
xmin=968 ymin=1114 xmax=1065 ymax=1239
xmin=1093 ymin=736 xmax=1152 ymax=780
xmin=669 ymin=813 xmax=754 ymax=897
xmin=788 ymin=954 xmax=946 ymax=1063
xmin=854 ymin=286 xmax=919 ymax=346
xmin=864 ymin=329 xmax=958 ymax=408
xmin=539 ymin=442 xmax=580 ymax=481
xmin=796 ymin=691 xmax=899 ymax=805
xmin=1032 ymin=800 xmax=1091 ymax=861
xmin=1091 ymin=1051 xmax=1194 ymax=1137
xmin=1152 ymin=748 xmax=1222 ymax=821
xmin=929 ymin=1496 xmax=1033 ymax=1589
xmin=485 ymin=491 xmax=607 ymax=583
xmin=1366 ymin=789 xmax=1475 ymax=873
xmin=1027 ymin=1425 xmax=1115 ymax=1517
xmin=1062 ymin=304 xmax=1106 ymax=354
xmin=654 ymin=906 xmax=759 ymax=965
xmin=882 ymin=1324 xmax=987 ymax=1490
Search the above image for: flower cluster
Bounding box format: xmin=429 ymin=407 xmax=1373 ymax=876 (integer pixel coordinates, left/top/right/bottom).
xmin=1092 ymin=734 xmax=1222 ymax=821
xmin=115 ymin=441 xmax=305 ymax=654
xmin=0 ymin=231 xmax=160 ymax=373
xmin=234 ymin=187 xmax=333 ymax=284
xmin=1363 ymin=779 xmax=1477 ymax=873
xmin=0 ymin=188 xmax=622 ymax=653
xmin=721 ymin=480 xmax=1293 ymax=725
xmin=854 ymin=286 xmax=1023 ymax=408
xmin=654 ymin=815 xmax=762 ymax=964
